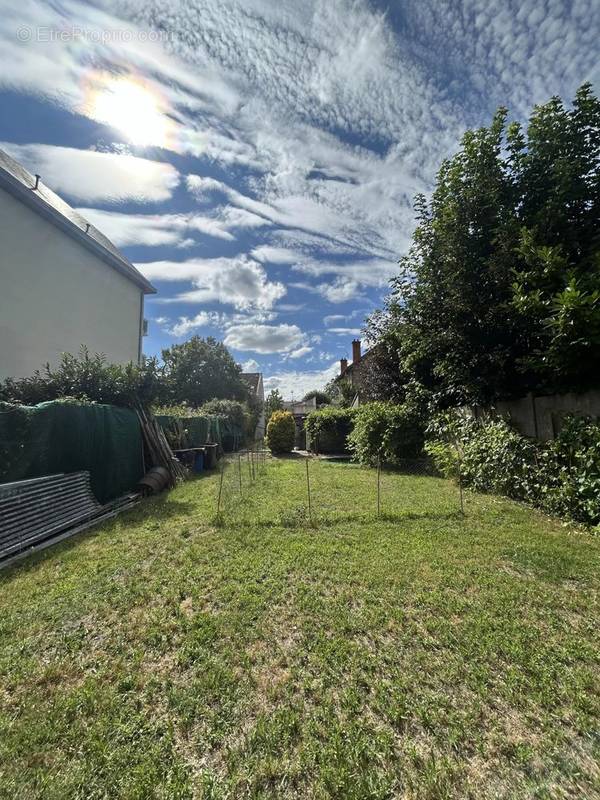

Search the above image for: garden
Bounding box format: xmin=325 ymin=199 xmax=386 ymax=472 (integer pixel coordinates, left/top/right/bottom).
xmin=1 ymin=456 xmax=600 ymax=799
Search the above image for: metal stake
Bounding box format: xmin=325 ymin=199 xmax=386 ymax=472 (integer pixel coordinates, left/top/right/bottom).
xmin=457 ymin=452 xmax=464 ymax=515
xmin=377 ymin=454 xmax=381 ymax=517
xmin=306 ymin=458 xmax=312 ymax=524
xmin=238 ymin=454 xmax=243 ymax=496
xmin=216 ymin=460 xmax=225 ymax=516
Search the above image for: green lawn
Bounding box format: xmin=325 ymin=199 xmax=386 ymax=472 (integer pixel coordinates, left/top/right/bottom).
xmin=1 ymin=457 xmax=599 ymax=799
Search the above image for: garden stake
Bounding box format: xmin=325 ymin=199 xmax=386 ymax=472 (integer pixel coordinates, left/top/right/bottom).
xmin=457 ymin=454 xmax=465 ymax=515
xmin=306 ymin=458 xmax=312 ymax=524
xmin=216 ymin=460 xmax=225 ymax=517
xmin=377 ymin=455 xmax=381 ymax=517
xmin=238 ymin=454 xmax=243 ymax=496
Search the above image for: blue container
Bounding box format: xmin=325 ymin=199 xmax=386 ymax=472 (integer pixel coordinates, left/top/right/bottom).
xmin=193 ymin=451 xmax=204 ymax=473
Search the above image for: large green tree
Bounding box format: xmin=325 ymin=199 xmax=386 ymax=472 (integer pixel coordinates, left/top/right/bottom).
xmin=161 ymin=336 xmax=247 ymax=407
xmin=367 ymin=83 xmax=600 ymax=407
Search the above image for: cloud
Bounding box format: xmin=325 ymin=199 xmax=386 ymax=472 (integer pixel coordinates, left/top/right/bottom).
xmin=136 ymin=256 xmax=286 ymax=310
xmin=287 ymin=345 xmax=313 ymax=359
xmin=263 ymin=361 xmax=339 ymax=398
xmin=165 ymin=311 xmax=221 ymax=337
xmin=241 ymin=358 xmax=260 ymax=372
xmin=329 ymin=327 xmax=362 ymax=335
xmin=316 ymin=279 xmax=362 ymax=304
xmin=224 ymin=323 xmax=305 ymax=354
xmin=0 ymin=142 xmax=179 ymax=203
xmin=76 ymin=206 xmax=270 ymax=247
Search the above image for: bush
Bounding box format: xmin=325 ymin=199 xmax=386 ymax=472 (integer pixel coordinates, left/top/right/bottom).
xmin=305 ymin=406 xmax=355 ymax=453
xmin=427 ymin=412 xmax=600 ymax=527
xmin=348 ymin=402 xmax=424 ymax=465
xmin=0 ymin=347 xmax=162 ymax=408
xmin=266 ymin=410 xmax=296 ymax=453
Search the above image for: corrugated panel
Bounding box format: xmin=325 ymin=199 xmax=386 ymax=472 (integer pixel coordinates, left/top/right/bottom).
xmin=0 ymin=471 xmax=104 ymax=563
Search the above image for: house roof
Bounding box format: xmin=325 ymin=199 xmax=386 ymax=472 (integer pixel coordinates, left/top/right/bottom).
xmin=336 ymin=345 xmax=376 ymax=381
xmin=0 ymin=148 xmax=156 ymax=295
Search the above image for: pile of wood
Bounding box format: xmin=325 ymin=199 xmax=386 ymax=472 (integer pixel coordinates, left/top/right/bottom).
xmin=136 ymin=407 xmax=187 ymax=487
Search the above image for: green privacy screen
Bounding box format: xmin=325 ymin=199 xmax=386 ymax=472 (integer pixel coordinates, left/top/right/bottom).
xmin=0 ymin=401 xmax=144 ymax=503
xmin=155 ymin=414 xmax=244 ymax=452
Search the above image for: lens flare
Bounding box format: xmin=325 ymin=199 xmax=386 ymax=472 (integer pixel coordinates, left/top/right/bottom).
xmin=84 ymin=73 xmax=172 ymax=148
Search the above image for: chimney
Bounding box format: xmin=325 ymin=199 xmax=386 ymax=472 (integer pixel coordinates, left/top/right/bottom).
xmin=340 ymin=358 xmax=348 ymax=376
xmin=352 ymin=339 xmax=361 ymax=364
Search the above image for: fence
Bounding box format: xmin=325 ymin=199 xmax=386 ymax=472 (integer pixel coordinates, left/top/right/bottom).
xmin=212 ymin=450 xmax=465 ymax=526
xmin=467 ymin=390 xmax=600 ymax=441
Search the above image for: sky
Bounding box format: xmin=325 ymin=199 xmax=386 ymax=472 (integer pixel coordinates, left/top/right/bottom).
xmin=0 ymin=1 xmax=597 ymax=398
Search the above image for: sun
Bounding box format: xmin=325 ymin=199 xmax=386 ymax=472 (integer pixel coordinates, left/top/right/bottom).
xmin=85 ymin=74 xmax=171 ymax=148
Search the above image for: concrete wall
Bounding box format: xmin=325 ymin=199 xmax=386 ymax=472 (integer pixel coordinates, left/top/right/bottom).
xmin=472 ymin=391 xmax=600 ymax=440
xmin=0 ymin=187 xmax=143 ymax=380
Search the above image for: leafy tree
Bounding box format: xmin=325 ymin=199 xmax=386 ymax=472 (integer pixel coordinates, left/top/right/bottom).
xmin=264 ymin=388 xmax=284 ymax=423
xmin=367 ymin=83 xmax=600 ymax=407
xmin=302 ymin=390 xmax=332 ymax=406
xmin=324 ymin=377 xmax=356 ymax=407
xmin=161 ymin=336 xmax=247 ymax=407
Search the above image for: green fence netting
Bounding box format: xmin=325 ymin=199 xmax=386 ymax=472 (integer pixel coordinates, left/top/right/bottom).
xmin=0 ymin=401 xmax=144 ymax=503
xmin=156 ymin=414 xmax=244 ymax=452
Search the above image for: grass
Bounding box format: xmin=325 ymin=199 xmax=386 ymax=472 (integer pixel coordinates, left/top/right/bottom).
xmin=1 ymin=456 xmax=599 ymax=799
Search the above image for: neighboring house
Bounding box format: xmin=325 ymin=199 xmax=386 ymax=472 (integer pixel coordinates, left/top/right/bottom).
xmin=0 ymin=148 xmax=156 ymax=380
xmin=241 ymin=371 xmax=265 ymax=440
xmin=335 ymin=339 xmax=375 ymax=404
xmin=282 ymin=396 xmax=317 ymax=449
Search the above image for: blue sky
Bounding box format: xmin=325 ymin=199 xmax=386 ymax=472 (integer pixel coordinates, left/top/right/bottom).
xmin=0 ymin=0 xmax=597 ymax=397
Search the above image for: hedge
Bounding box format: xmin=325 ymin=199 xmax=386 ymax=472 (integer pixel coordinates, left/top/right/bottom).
xmin=266 ymin=410 xmax=296 ymax=453
xmin=426 ymin=412 xmax=600 ymax=528
xmin=305 ymin=406 xmax=356 ymax=453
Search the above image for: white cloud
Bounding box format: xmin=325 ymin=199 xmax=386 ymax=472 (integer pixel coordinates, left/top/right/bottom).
xmin=263 ymin=361 xmax=339 ymax=399
xmin=224 ymin=323 xmax=305 ymax=354
xmin=0 ymin=142 xmax=179 ymax=203
xmin=241 ymin=358 xmax=260 ymax=372
xmin=287 ymin=345 xmax=313 ymax=359
xmin=329 ymin=327 xmax=362 ymax=335
xmin=136 ymin=256 xmax=286 ymax=310
xmin=166 ymin=311 xmax=221 ymax=337
xmin=316 ymin=279 xmax=362 ymax=304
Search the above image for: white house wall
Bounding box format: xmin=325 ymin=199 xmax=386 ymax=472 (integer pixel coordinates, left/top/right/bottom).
xmin=0 ymin=187 xmax=143 ymax=380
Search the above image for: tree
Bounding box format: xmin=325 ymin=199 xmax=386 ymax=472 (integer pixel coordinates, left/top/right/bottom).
xmin=366 ymin=83 xmax=600 ymax=408
xmin=161 ymin=336 xmax=247 ymax=408
xmin=266 ymin=410 xmax=296 ymax=453
xmin=302 ymin=390 xmax=332 ymax=406
xmin=324 ymin=377 xmax=356 ymax=407
xmin=264 ymin=388 xmax=284 ymax=423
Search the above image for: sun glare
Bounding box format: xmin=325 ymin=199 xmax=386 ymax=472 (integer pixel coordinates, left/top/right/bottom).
xmin=86 ymin=74 xmax=171 ymax=148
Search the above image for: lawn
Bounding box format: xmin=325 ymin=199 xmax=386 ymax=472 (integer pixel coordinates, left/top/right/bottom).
xmin=0 ymin=457 xmax=599 ymax=799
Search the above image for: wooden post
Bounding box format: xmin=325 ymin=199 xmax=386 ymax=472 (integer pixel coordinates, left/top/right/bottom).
xmin=216 ymin=459 xmax=225 ymax=516
xmin=306 ymin=458 xmax=312 ymax=524
xmin=238 ymin=454 xmax=243 ymax=496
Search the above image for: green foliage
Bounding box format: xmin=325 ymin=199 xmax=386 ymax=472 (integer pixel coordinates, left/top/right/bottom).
xmin=266 ymin=410 xmax=296 ymax=453
xmin=348 ymin=402 xmax=424 ymax=465
xmin=264 ymin=388 xmax=284 ymax=423
xmin=367 ymin=83 xmax=600 ymax=406
xmin=324 ymin=377 xmax=356 ymax=407
xmin=427 ymin=412 xmax=600 ymax=527
xmin=305 ymin=406 xmax=356 ymax=453
xmin=302 ymin=390 xmax=332 ymax=406
xmin=0 ymin=347 xmax=162 ymax=408
xmin=161 ymin=336 xmax=248 ymax=407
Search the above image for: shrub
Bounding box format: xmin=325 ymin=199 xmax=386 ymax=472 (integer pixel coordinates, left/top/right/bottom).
xmin=427 ymin=412 xmax=600 ymax=527
xmin=348 ymin=402 xmax=424 ymax=465
xmin=305 ymin=406 xmax=355 ymax=453
xmin=266 ymin=410 xmax=296 ymax=453
xmin=0 ymin=347 xmax=162 ymax=408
